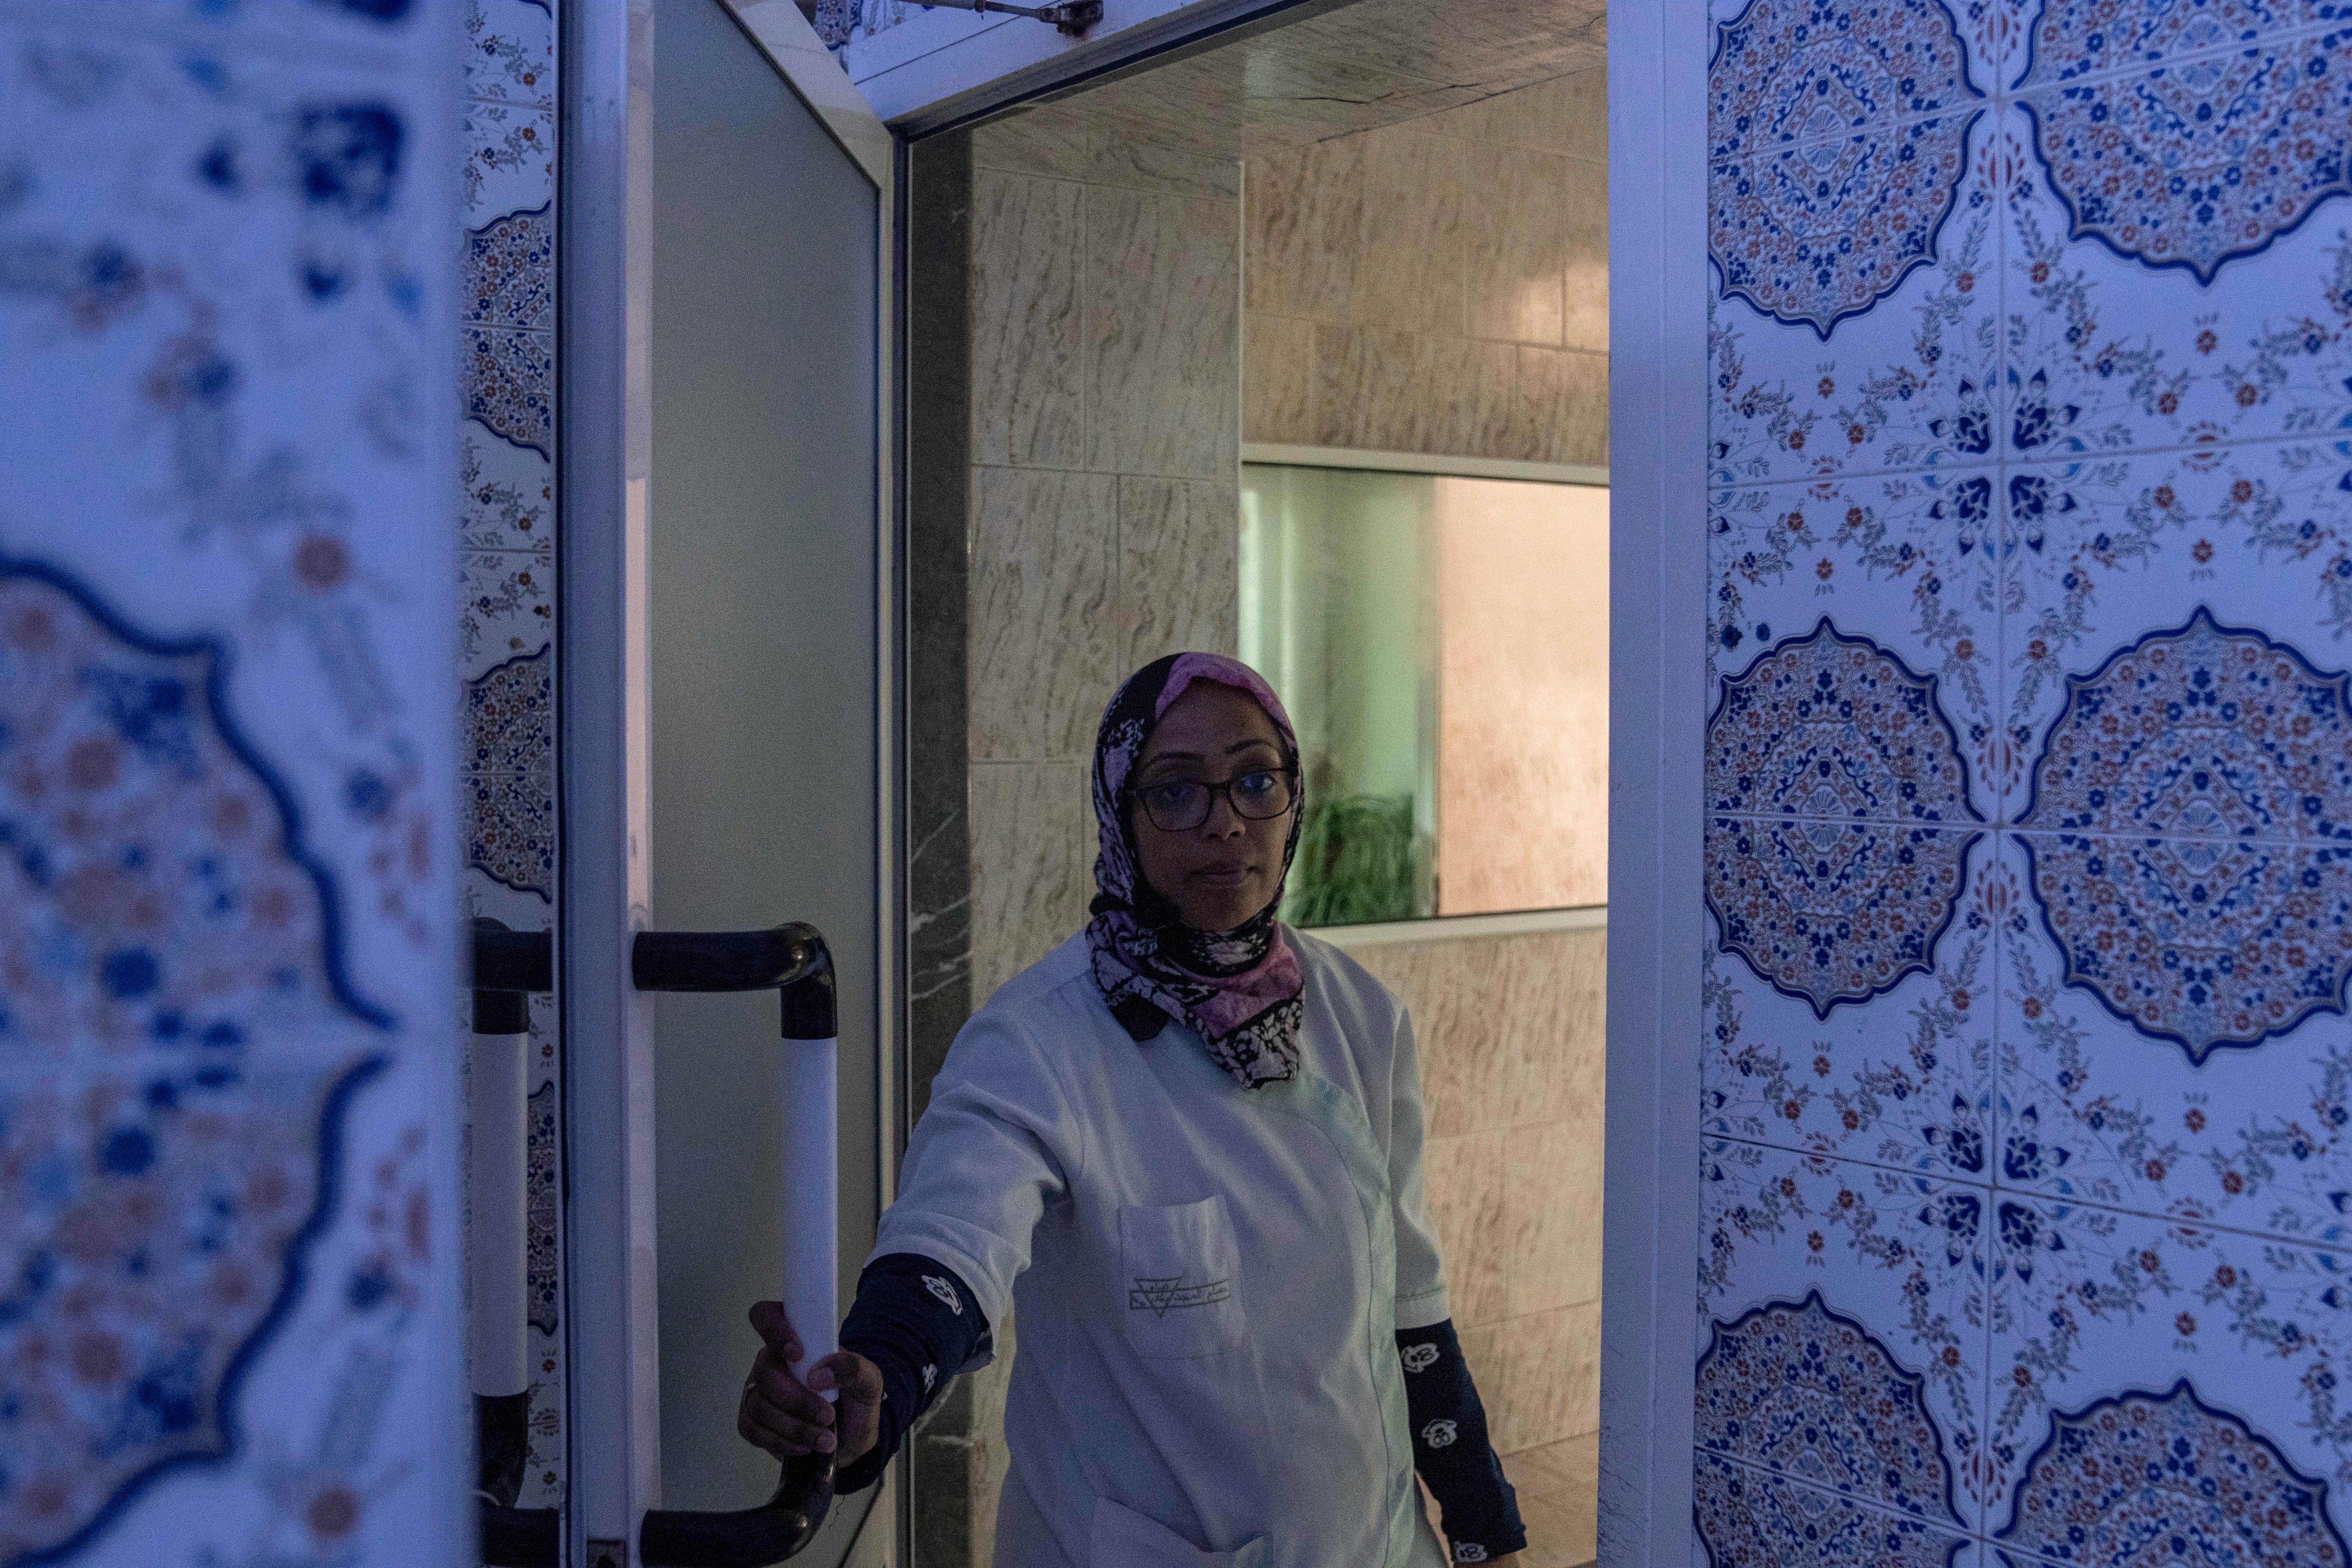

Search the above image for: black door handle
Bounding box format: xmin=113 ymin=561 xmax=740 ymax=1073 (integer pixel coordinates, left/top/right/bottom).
xmin=631 ymin=921 xmax=836 ymax=1038
xmin=638 ymin=1451 xmax=834 ymax=1568
xmin=632 ymin=921 xmax=839 ymax=1565
xmin=469 ymin=919 xmax=560 ymax=1563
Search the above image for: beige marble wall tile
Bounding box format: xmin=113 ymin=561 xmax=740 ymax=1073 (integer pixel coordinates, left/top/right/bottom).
xmin=1353 ymin=935 xmax=1516 ymax=1141
xmin=1119 ymin=477 xmax=1238 ymax=669
xmin=1424 ymin=68 xmax=1608 ymax=162
xmin=1500 ymin=1436 xmax=1581 ymax=1498
xmin=970 ymin=170 xmax=1085 ymax=470
xmin=1353 ymin=129 xmax=1464 ymax=340
xmin=1514 ymin=345 xmax=1609 ymax=467
xmin=1243 ymin=309 xmax=1315 ymax=444
xmin=1505 ymin=928 xmax=1607 ymax=1125
xmin=1240 ymin=65 xmax=1608 ymax=468
xmin=1490 ymin=1300 xmax=1599 ymax=1452
xmin=1504 ymin=1432 xmax=1599 ymax=1568
xmin=1277 ymin=8 xmax=1600 ymax=100
xmin=1421 ymin=1129 xmax=1512 ymax=1328
xmin=1312 ymin=325 xmax=1516 ymax=458
xmin=967 ymin=762 xmax=1095 ymax=1003
xmin=1502 ymin=1117 xmax=1602 ymax=1319
xmin=968 ymin=467 xmax=1118 ymax=761
xmin=1560 ymin=161 xmax=1608 ymax=356
xmin=1088 ymin=121 xmax=1240 ymax=200
xmin=1516 ymin=1489 xmax=1595 ymax=1568
xmin=1360 ymin=930 xmax=1606 ymax=1138
xmin=1085 ymin=186 xmax=1240 ymax=480
xmin=972 ymin=104 xmax=1093 ymax=181
xmin=1462 ymin=143 xmax=1566 ymax=348
xmin=1548 ymin=69 xmax=1608 ymax=165
xmin=1243 ymin=138 xmax=1362 ymax=323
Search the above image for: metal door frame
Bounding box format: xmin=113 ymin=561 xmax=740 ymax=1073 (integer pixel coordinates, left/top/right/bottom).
xmin=559 ymin=3 xmax=897 ymax=1562
xmin=1597 ymin=1 xmax=1710 ymax=1564
xmin=562 ymin=1 xmax=1711 ymax=1563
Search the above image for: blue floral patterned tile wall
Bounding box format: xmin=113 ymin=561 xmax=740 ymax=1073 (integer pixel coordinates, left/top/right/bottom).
xmin=1706 ymin=0 xmax=2352 ymax=1558
xmin=1988 ymin=1197 xmax=2352 ymax=1563
xmin=1701 ymin=1144 xmax=1992 ymax=1530
xmin=0 ymin=0 xmax=467 ymax=1560
xmin=461 ymin=0 xmax=565 ymax=1514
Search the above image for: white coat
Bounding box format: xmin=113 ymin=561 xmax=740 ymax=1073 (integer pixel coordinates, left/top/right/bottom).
xmin=869 ymin=928 xmax=1456 ymax=1568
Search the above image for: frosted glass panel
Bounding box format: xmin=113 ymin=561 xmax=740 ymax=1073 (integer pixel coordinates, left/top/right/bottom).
xmin=1240 ymin=465 xmax=1608 ymax=925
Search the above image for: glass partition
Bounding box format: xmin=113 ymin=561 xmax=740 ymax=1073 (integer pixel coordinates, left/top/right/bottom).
xmin=1240 ymin=465 xmax=1609 ymax=926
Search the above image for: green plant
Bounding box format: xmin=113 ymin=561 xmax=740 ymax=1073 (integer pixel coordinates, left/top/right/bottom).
xmin=1285 ymin=793 xmax=1419 ymax=927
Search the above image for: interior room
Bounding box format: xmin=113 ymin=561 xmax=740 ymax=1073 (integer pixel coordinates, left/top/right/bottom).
xmin=902 ymin=10 xmax=1610 ymax=1560
xmin=21 ymin=0 xmax=2347 ymax=1560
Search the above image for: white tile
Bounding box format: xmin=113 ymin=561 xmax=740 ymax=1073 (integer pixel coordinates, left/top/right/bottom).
xmin=1700 ymin=1144 xmax=1993 ymax=1529
xmin=1710 ymin=113 xmax=2002 ymax=488
xmin=2001 ymin=46 xmax=2352 ymax=462
xmin=1694 ymin=1453 xmax=1975 ymax=1567
xmin=465 ymin=0 xmax=555 ymax=111
xmin=2000 ymin=446 xmax=2352 ymax=821
xmin=460 ymin=423 xmax=556 ymax=557
xmin=1986 ymin=1194 xmax=2352 ymax=1557
xmin=463 ymin=96 xmax=556 ymax=223
xmin=1709 ymin=469 xmax=2002 ymax=817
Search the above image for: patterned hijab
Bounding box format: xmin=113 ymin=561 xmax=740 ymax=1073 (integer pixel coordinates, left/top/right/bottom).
xmin=1086 ymin=653 xmax=1306 ymax=1089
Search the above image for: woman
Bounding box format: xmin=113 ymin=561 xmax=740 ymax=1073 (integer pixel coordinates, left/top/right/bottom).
xmin=739 ymin=653 xmax=1524 ymax=1566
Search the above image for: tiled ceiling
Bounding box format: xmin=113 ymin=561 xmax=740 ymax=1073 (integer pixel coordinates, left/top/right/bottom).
xmin=1001 ymin=0 xmax=1607 ymax=161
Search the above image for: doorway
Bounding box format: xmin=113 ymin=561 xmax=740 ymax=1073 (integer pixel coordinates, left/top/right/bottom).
xmin=897 ymin=5 xmax=1609 ymax=1561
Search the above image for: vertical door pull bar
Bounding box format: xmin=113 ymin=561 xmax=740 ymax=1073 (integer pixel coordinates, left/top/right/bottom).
xmin=632 ymin=923 xmax=838 ymax=1566
xmin=469 ymin=919 xmax=559 ymax=1565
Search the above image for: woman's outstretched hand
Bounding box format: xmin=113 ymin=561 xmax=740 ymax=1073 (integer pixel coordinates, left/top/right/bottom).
xmin=738 ymin=1301 xmax=885 ymax=1469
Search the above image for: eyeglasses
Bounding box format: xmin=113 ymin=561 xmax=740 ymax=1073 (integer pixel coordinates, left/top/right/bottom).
xmin=1126 ymin=768 xmax=1298 ymax=833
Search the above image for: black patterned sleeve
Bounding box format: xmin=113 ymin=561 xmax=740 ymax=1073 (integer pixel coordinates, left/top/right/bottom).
xmin=1398 ymin=1320 xmax=1525 ymax=1562
xmin=828 ymin=1253 xmax=992 ymax=1495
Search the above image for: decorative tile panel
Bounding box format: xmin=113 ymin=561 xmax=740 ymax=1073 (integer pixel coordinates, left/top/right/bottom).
xmin=0 ymin=0 xmax=464 ymax=1559
xmin=1710 ymin=0 xmax=1986 ymax=339
xmin=1697 ymin=1452 xmax=1974 ymax=1567
xmin=1707 ymin=815 xmax=1982 ymax=1016
xmin=1988 ymin=1196 xmax=2352 ymax=1535
xmin=2002 ymin=125 xmax=2352 ymax=460
xmin=1700 ymin=1145 xmax=1991 ymax=1525
xmin=1997 ymin=1378 xmax=2352 ymax=1567
xmin=2020 ymin=36 xmax=2352 ymax=287
xmin=2002 ymin=451 xmax=2352 ymax=816
xmin=465 ymin=0 xmax=554 ymax=111
xmin=1708 ymin=619 xmax=1981 ymax=826
xmin=1702 ymin=906 xmax=1995 ymax=1180
xmin=1698 ymin=1291 xmax=1960 ymax=1519
xmin=461 ymin=0 xmax=562 ymax=1516
xmin=1711 ymin=0 xmax=1983 ymax=161
xmin=2017 ymin=0 xmax=2344 ymax=87
xmin=1707 ymin=0 xmax=2352 ymax=1557
xmin=466 ymin=204 xmax=555 ymax=330
xmin=462 ymin=98 xmax=556 ymax=225
xmin=1710 ymin=476 xmax=2001 ymax=802
xmin=1713 ymin=117 xmax=1980 ymax=342
xmin=2019 ymin=608 xmax=2352 ymax=844
xmin=464 ymin=325 xmax=556 ymax=457
xmin=464 ymin=659 xmax=555 ymax=900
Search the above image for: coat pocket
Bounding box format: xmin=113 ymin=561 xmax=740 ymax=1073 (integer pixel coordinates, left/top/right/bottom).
xmin=1089 ymin=1496 xmax=1266 ymax=1567
xmin=1118 ymin=1195 xmax=1246 ymax=1360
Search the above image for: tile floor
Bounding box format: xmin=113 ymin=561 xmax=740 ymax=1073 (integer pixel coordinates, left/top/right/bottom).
xmin=1475 ymin=1433 xmax=1596 ymax=1566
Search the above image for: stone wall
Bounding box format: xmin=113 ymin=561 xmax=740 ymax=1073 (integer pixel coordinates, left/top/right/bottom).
xmin=1243 ymin=70 xmax=1607 ymax=465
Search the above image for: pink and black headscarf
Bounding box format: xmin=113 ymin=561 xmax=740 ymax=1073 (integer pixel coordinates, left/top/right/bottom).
xmin=1086 ymin=652 xmax=1306 ymax=1089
